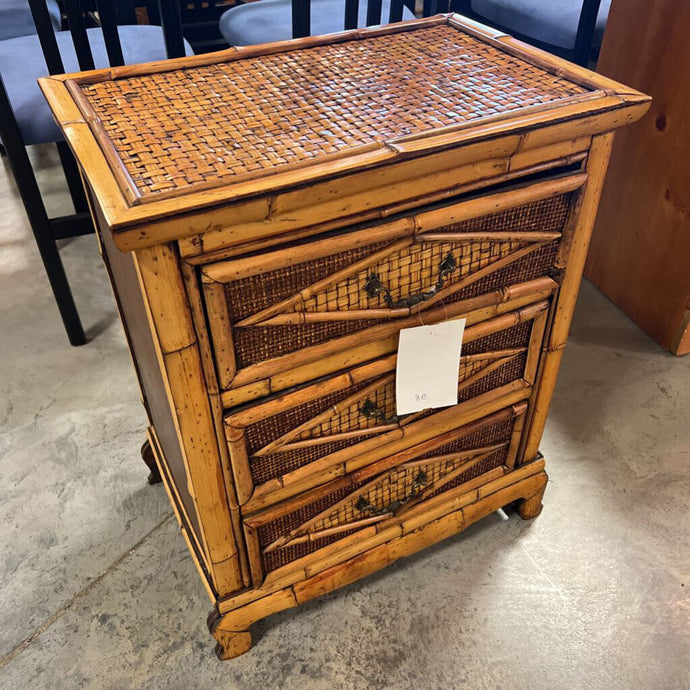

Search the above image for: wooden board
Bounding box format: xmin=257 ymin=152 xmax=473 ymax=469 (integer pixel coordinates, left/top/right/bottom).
xmin=585 ymin=0 xmax=690 ymax=355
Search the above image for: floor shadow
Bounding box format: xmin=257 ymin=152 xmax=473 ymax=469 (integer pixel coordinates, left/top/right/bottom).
xmin=85 ymin=312 xmax=119 ymax=342
xmin=568 ymin=280 xmax=669 ymax=356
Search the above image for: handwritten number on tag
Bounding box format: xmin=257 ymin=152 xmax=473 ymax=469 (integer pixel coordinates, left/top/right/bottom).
xmin=395 ymin=319 xmax=466 ymax=415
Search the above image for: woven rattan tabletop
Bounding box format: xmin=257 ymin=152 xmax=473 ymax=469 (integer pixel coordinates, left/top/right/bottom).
xmin=65 ymin=18 xmax=598 ymax=204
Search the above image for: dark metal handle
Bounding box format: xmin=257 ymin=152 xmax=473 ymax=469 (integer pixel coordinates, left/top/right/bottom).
xmin=359 ymin=398 xmax=398 ymax=425
xmin=363 ymin=252 xmax=457 ymax=309
xmin=354 ymin=470 xmax=427 ymax=516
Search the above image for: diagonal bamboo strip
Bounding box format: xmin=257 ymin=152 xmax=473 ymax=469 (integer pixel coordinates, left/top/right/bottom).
xmin=234 ymin=238 xmax=413 ymax=327
xmin=229 ymin=280 xmax=555 ymax=390
xmin=250 ymin=374 xmax=395 ymax=455
xmin=266 ymin=444 xmax=511 ymax=554
xmin=234 ymin=237 xmax=551 ymax=329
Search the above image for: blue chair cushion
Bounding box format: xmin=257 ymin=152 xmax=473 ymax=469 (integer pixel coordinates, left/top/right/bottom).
xmin=469 ymin=0 xmax=611 ymax=51
xmin=0 ymin=0 xmax=61 ymax=41
xmin=0 ymin=25 xmax=194 ymax=146
xmin=219 ymin=0 xmax=416 ymax=47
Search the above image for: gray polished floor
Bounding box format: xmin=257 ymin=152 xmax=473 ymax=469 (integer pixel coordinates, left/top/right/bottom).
xmin=1 ymin=146 xmax=688 ymax=689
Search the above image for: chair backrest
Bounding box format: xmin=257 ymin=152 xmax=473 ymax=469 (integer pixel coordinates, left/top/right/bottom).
xmin=451 ymin=0 xmax=603 ymax=65
xmin=27 ymin=0 xmax=186 ymax=75
xmin=290 ymin=0 xmax=427 ymax=39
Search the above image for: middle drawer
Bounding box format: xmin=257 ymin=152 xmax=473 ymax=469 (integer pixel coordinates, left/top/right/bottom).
xmin=225 ymin=299 xmax=549 ymax=511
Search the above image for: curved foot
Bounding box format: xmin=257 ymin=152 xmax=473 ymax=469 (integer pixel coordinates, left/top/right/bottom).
xmin=208 ymin=610 xmax=252 ymax=660
xmin=516 ymin=474 xmax=548 ymax=520
xmin=140 ymin=439 xmax=162 ymax=485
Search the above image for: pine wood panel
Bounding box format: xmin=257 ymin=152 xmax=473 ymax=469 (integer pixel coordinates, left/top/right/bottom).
xmin=585 ymin=0 xmax=690 ymax=354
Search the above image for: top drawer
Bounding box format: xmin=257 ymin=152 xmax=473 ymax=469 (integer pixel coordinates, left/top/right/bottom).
xmin=200 ymin=174 xmax=585 ymax=398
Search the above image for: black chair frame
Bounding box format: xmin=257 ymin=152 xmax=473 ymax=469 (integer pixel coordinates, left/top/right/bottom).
xmin=451 ymin=0 xmax=603 ymax=66
xmin=0 ymin=0 xmax=186 ymax=345
xmin=289 ymin=0 xmax=420 ymax=39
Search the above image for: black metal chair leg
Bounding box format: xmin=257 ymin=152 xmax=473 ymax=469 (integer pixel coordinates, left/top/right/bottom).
xmin=0 ymin=79 xmax=86 ymax=346
xmin=56 ymin=140 xmax=89 ymax=213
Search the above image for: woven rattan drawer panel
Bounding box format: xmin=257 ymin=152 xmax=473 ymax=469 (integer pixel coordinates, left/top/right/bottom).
xmin=202 ymin=176 xmax=581 ymax=395
xmin=243 ymin=403 xmax=527 ymax=584
xmin=225 ymin=299 xmax=549 ymax=509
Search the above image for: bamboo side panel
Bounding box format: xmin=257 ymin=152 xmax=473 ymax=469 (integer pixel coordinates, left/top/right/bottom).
xmin=181 ymin=263 xmax=251 ymax=588
xmin=91 ymin=193 xmax=218 ymax=579
xmin=146 ymin=427 xmax=216 ymax=603
xmin=135 ymin=244 xmax=244 ymax=597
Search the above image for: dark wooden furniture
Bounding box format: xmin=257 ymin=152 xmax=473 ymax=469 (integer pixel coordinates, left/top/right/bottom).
xmin=451 ymin=0 xmax=609 ymax=66
xmin=146 ymin=0 xmax=236 ymax=54
xmin=0 ymin=0 xmax=186 ymax=345
xmin=218 ymin=0 xmax=417 ymax=46
xmin=585 ymin=0 xmax=689 ymax=355
xmin=41 ymin=15 xmax=648 ymax=658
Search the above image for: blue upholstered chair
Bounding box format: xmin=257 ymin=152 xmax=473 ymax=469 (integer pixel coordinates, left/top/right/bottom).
xmin=219 ymin=0 xmax=417 ymax=47
xmin=452 ymin=0 xmax=611 ymax=66
xmin=1 ymin=24 xmax=194 ymax=146
xmin=0 ymin=1 xmax=193 ymax=345
xmin=0 ymin=0 xmax=61 ymax=40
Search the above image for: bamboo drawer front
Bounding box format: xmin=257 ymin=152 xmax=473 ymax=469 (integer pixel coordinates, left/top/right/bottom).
xmin=201 ymin=174 xmax=581 ymax=402
xmin=40 ymin=14 xmax=650 ymax=660
xmin=243 ymin=403 xmax=529 ymax=586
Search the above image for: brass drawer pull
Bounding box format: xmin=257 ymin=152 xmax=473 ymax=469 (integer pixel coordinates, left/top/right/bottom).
xmin=359 ymin=398 xmax=398 ymax=425
xmin=354 ymin=470 xmax=428 ymax=516
xmin=363 ymin=252 xmax=457 ymax=309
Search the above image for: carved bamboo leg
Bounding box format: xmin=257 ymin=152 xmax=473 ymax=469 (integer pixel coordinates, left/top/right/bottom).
xmin=516 ymin=471 xmax=548 ymax=520
xmin=140 ymin=439 xmax=162 ymax=485
xmin=208 ymin=611 xmax=252 ymax=660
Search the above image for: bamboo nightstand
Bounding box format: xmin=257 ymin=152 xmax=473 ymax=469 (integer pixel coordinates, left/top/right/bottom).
xmin=40 ymin=15 xmax=649 ymax=659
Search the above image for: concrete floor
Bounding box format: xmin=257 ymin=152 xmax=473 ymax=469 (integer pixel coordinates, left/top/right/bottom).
xmin=0 ymin=146 xmax=688 ymax=690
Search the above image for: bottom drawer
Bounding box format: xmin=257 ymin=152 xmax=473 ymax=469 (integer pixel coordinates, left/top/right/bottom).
xmin=243 ymin=403 xmax=528 ymax=585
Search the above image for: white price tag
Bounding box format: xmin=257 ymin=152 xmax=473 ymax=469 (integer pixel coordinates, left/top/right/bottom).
xmin=395 ymin=318 xmax=466 ymax=415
